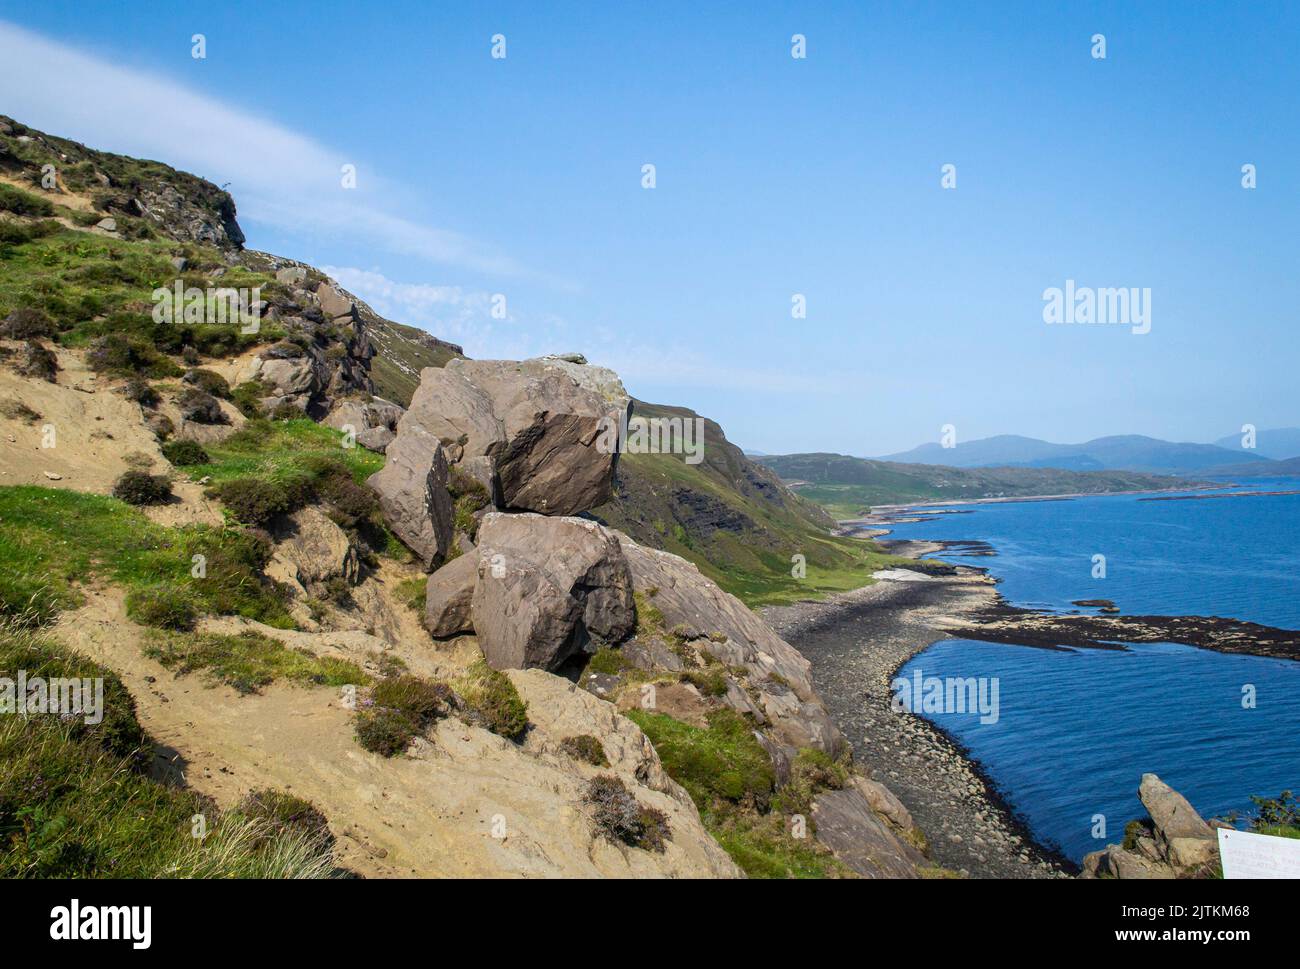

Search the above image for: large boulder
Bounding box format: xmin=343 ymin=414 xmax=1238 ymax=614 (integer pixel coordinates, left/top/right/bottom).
xmin=616 ymin=535 xmax=844 ymax=757
xmin=1139 ymin=773 xmax=1217 ymax=869
xmin=395 ymin=357 xmax=630 ymax=516
xmin=471 ymin=513 xmax=634 ymax=671
xmin=1081 ymin=774 xmax=1220 ymax=879
xmin=366 ymin=425 xmax=454 ymax=570
xmin=423 ymin=553 xmax=477 ymax=638
xmin=811 ymin=787 xmax=925 ymax=878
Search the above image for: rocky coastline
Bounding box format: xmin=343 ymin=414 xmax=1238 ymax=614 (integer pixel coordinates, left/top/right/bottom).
xmin=762 ymin=563 xmax=1072 ymax=879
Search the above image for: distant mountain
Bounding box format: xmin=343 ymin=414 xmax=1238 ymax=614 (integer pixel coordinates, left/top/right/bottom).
xmin=1212 ymin=427 xmax=1300 ymax=462
xmin=1199 ymin=455 xmax=1300 ymax=478
xmin=756 ymin=453 xmax=1196 ymax=518
xmin=879 ymin=433 xmax=1266 ymax=475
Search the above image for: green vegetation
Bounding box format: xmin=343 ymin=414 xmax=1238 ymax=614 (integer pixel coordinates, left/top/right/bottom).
xmin=1250 ymin=791 xmax=1300 ymax=839
xmin=0 ymin=486 xmax=292 ymax=629
xmin=584 ymin=775 xmax=670 ymax=852
xmin=591 ymin=401 xmax=906 ymax=606
xmin=364 ymin=317 xmax=462 ymax=407
xmin=0 ymin=182 xmax=56 ymax=217
xmin=394 ymin=575 xmax=427 ymax=612
xmin=354 ymin=674 xmax=452 ymax=757
xmin=185 ymin=417 xmax=382 ymax=493
xmin=560 ymin=734 xmax=610 ymax=767
xmin=0 ymin=221 xmax=280 ymax=361
xmin=759 ymin=452 xmax=1194 ymax=518
xmin=770 ymin=748 xmax=851 ymax=817
xmin=448 ymin=465 xmax=490 ymax=538
xmin=0 ymin=625 xmax=337 ymax=877
xmin=456 ymin=658 xmax=529 ymax=740
xmin=627 ymin=708 xmax=852 ymax=877
xmin=161 ymin=439 xmax=210 ymax=466
xmin=185 ymin=419 xmax=394 ymax=554
xmin=236 ymin=789 xmax=334 ymax=854
xmin=143 ymin=628 xmax=369 ymax=695
xmin=111 ymin=470 xmax=172 ymax=506
xmin=627 ymin=708 xmax=774 ymax=807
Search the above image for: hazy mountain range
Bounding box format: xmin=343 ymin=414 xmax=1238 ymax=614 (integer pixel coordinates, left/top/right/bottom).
xmin=872 ymin=429 xmax=1300 ymax=475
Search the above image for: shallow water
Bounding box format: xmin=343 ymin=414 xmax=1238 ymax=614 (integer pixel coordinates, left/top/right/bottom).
xmin=886 ymin=478 xmax=1300 ymax=861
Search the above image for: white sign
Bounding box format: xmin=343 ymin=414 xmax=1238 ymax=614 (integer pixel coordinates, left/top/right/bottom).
xmin=1218 ymin=828 xmax=1300 ymax=879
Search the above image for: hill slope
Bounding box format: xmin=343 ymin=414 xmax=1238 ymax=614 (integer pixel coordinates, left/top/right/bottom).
xmin=880 ymin=433 xmax=1259 ymax=474
xmin=1212 ymin=427 xmax=1300 ymax=462
xmin=758 ymin=452 xmax=1196 ymax=518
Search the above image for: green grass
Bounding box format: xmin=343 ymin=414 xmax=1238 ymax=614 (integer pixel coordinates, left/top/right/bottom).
xmin=181 ymin=418 xmax=384 ymax=489
xmin=591 ymin=401 xmax=907 ymax=608
xmin=0 ymin=625 xmax=337 ymax=877
xmin=143 ymin=629 xmax=369 ymax=695
xmin=626 ymin=708 xmax=853 ymax=878
xmin=0 ymin=486 xmax=293 ymax=628
xmin=626 ymin=708 xmax=775 ymax=807
xmin=455 ymin=658 xmax=529 ymax=740
xmin=0 ymin=221 xmax=281 ymax=358
xmin=394 ymin=576 xmax=427 ymax=612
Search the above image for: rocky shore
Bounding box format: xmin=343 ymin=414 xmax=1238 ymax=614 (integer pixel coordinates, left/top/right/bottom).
xmin=762 ymin=562 xmax=1072 ymax=879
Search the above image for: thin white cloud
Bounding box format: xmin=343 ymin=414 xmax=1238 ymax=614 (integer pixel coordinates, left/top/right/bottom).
xmin=324 ymin=265 xmax=571 ymax=361
xmin=0 ymin=19 xmax=546 ymax=281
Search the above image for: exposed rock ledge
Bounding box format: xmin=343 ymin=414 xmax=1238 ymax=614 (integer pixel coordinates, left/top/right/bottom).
xmin=1082 ymin=774 xmax=1224 ymax=879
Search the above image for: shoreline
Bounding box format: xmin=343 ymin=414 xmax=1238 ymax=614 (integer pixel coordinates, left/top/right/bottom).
xmin=768 ymin=492 xmax=1299 ymax=878
xmin=761 ymin=563 xmax=1074 ymax=879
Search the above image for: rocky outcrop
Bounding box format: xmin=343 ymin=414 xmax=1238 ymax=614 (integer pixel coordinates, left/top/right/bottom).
xmin=240 ymin=272 xmax=376 ymax=416
xmin=324 ymin=397 xmax=405 ymax=453
xmin=471 ymin=513 xmax=634 ymax=671
xmin=812 ymin=785 xmax=927 ymax=878
xmin=366 ymin=425 xmax=454 ymax=570
xmin=1082 ymin=774 xmax=1222 ymax=879
xmin=616 ymin=535 xmax=844 ymax=758
xmin=265 ymin=505 xmax=359 ymax=597
xmin=392 ymin=357 xmax=630 ymax=516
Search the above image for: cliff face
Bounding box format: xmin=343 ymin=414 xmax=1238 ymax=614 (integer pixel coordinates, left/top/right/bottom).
xmin=0 ymin=117 xmax=932 ymax=879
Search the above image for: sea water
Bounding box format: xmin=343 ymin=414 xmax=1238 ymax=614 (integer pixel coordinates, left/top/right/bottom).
xmin=886 ymin=479 xmax=1300 ymax=861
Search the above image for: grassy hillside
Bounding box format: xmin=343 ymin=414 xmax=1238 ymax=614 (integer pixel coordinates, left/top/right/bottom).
xmin=359 ymin=313 xmax=462 ymax=406
xmin=759 ymin=452 xmax=1195 ymax=518
xmin=589 ymin=403 xmax=912 ymax=606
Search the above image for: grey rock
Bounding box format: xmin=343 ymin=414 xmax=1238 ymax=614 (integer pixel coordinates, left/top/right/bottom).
xmin=393 ymin=357 xmax=630 ymax=516
xmin=471 ymin=513 xmax=634 ymax=671
xmin=616 ymin=534 xmax=844 ymax=757
xmin=366 ymin=424 xmax=454 ymax=570
xmin=811 ymin=788 xmax=924 ymax=878
xmin=423 ymin=553 xmax=478 ymax=638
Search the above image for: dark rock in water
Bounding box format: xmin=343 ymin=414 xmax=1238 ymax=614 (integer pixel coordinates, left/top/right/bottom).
xmin=946 ymin=602 xmax=1300 ymax=661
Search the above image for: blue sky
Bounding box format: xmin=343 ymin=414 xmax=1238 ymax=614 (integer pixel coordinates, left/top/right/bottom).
xmin=1 ymin=1 xmax=1297 ymax=454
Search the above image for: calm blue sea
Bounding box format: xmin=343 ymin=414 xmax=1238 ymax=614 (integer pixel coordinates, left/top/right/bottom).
xmin=886 ymin=478 xmax=1300 ymax=862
